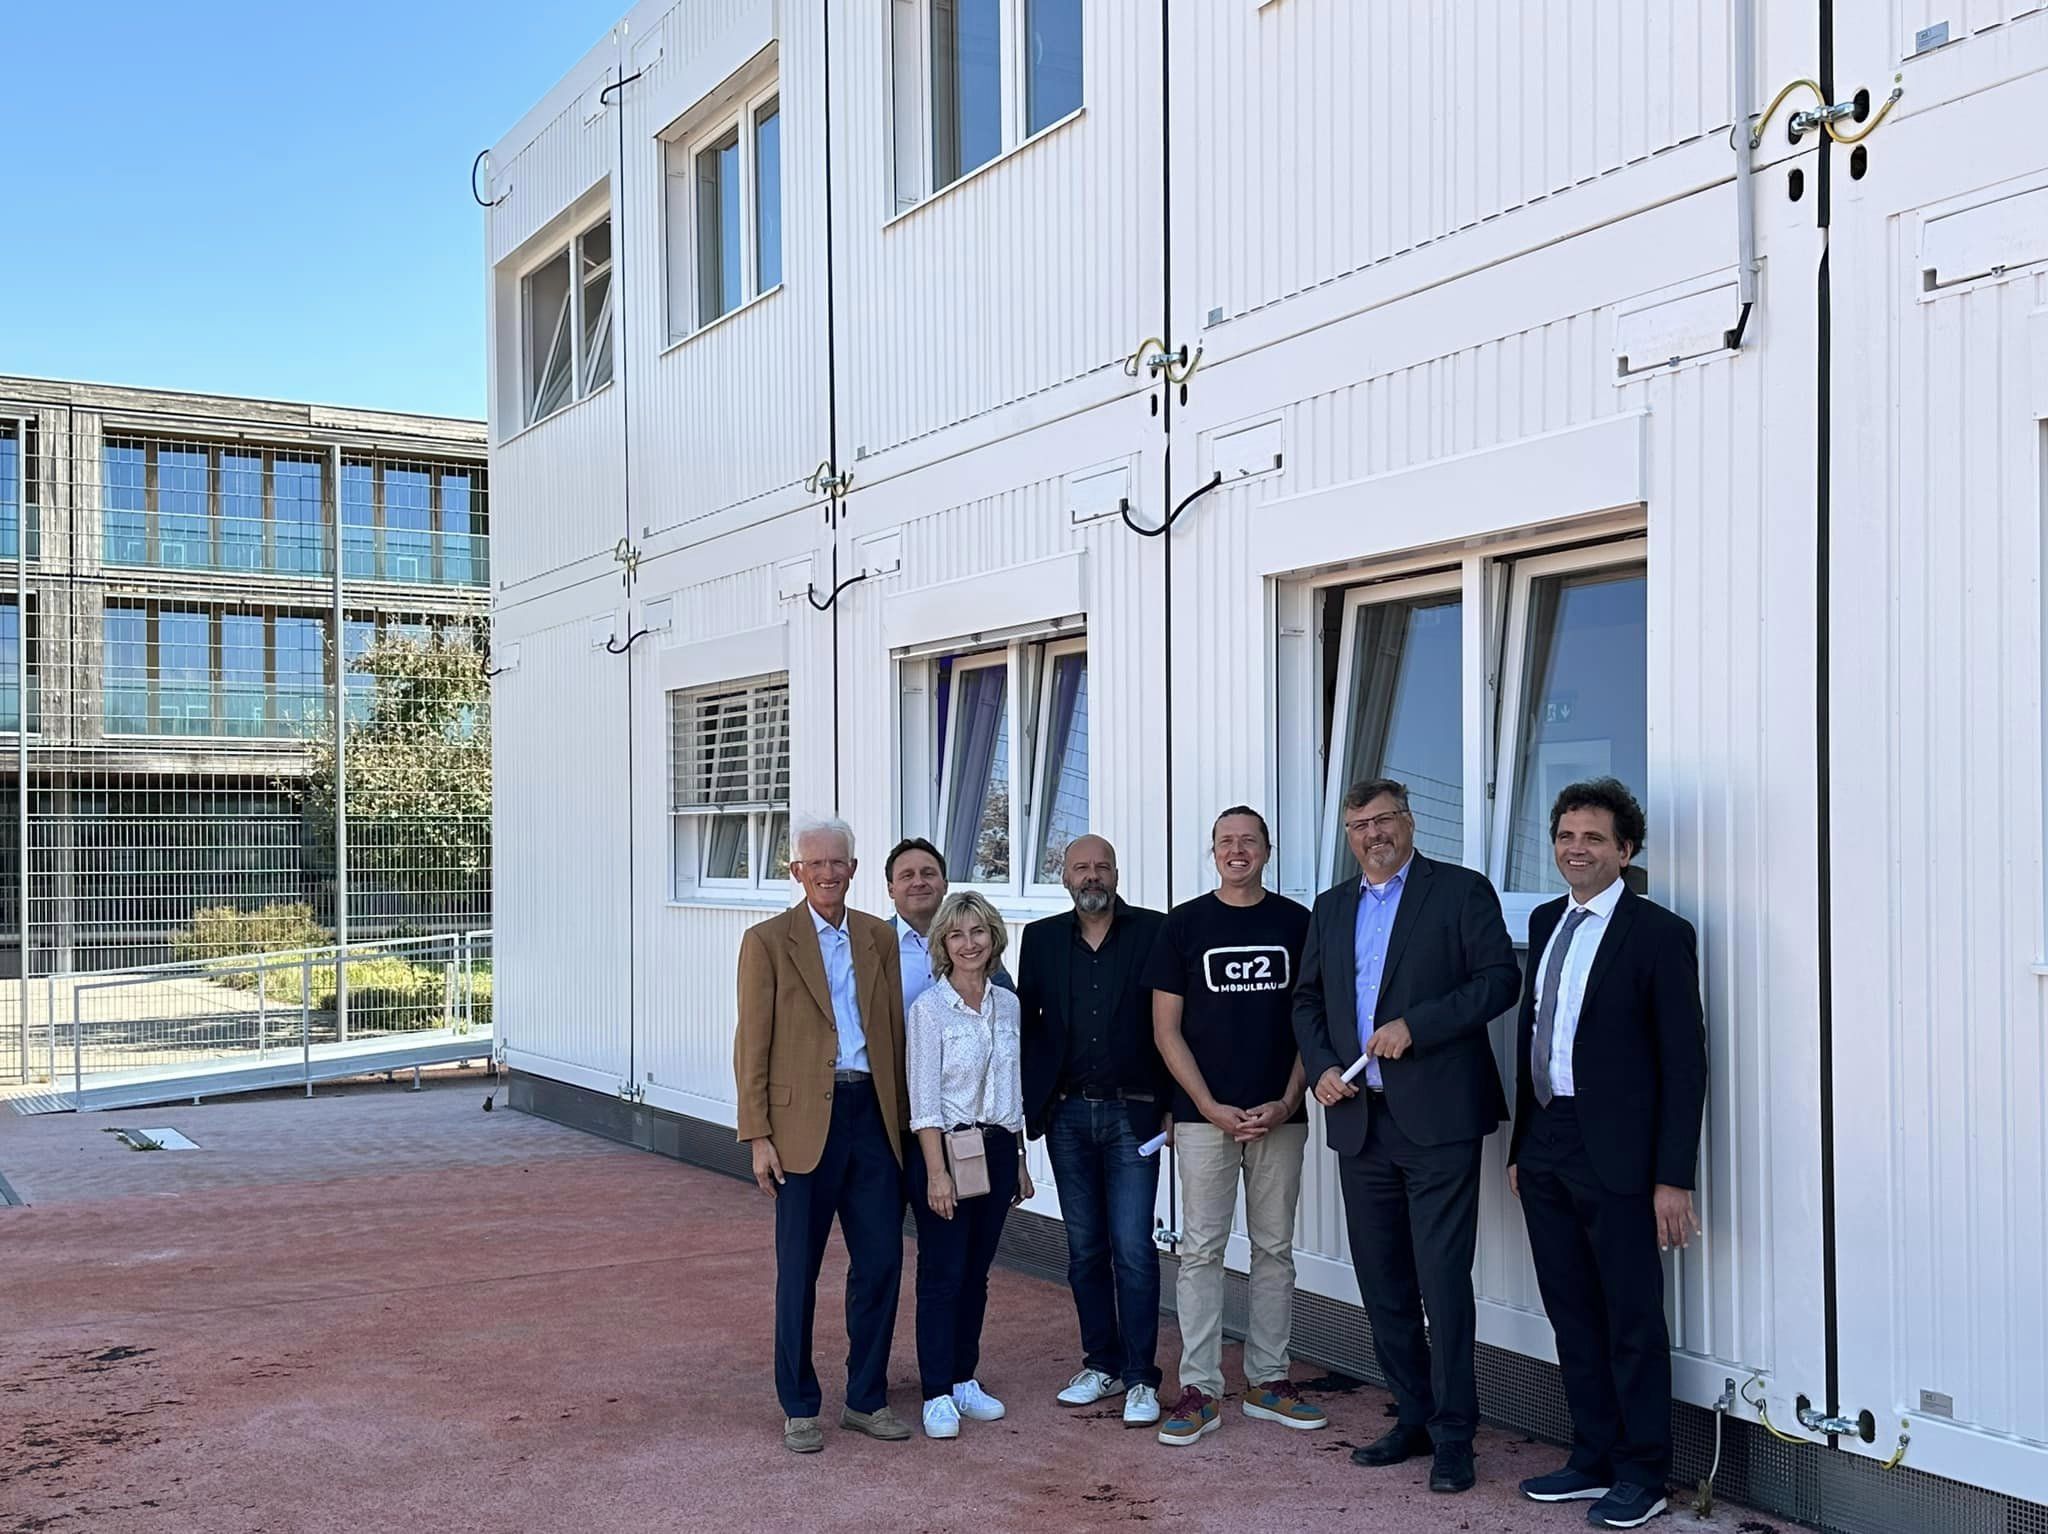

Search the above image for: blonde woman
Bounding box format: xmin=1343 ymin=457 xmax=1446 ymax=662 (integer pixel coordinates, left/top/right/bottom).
xmin=906 ymin=890 xmax=1032 ymax=1440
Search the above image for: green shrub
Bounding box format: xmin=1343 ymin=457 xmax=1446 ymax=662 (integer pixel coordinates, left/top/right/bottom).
xmin=173 ymin=903 xmax=332 ymax=967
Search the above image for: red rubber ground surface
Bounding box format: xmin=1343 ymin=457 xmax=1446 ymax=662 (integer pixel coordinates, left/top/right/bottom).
xmin=0 ymin=1079 xmax=1770 ymax=1533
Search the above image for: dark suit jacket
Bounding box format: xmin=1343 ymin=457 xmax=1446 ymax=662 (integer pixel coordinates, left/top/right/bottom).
xmin=1507 ymin=889 xmax=1708 ymax=1195
xmin=1016 ymin=898 xmax=1169 ymax=1141
xmin=1292 ymin=855 xmax=1520 ymax=1155
xmin=733 ymin=902 xmax=907 ymax=1175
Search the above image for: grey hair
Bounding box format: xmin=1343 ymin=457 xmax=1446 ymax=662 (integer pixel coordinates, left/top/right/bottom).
xmin=790 ymin=815 xmax=856 ymax=862
xmin=1341 ymin=778 xmax=1411 ymax=816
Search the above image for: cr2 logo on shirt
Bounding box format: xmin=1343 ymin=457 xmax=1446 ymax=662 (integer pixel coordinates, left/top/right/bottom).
xmin=1203 ymin=945 xmax=1292 ymax=994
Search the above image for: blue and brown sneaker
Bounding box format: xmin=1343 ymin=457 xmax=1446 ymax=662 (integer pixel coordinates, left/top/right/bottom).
xmin=1242 ymin=1379 xmax=1327 ymax=1429
xmin=1157 ymin=1386 xmax=1220 ymax=1447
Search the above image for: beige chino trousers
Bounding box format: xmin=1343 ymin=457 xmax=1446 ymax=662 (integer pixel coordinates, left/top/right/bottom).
xmin=1172 ymin=1119 xmax=1310 ymax=1398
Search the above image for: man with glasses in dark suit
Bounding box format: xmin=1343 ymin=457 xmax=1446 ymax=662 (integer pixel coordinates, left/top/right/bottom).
xmin=1293 ymin=778 xmax=1520 ymax=1494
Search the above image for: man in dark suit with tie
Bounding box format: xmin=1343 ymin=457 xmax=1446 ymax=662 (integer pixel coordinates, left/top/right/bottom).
xmin=1292 ymin=778 xmax=1520 ymax=1494
xmin=1507 ymin=778 xmax=1706 ymax=1530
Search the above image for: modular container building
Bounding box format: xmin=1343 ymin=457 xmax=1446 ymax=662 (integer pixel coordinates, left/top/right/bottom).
xmin=482 ymin=4 xmax=2048 ymax=1527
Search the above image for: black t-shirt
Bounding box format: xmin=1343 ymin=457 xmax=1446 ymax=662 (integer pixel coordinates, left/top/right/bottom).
xmin=1142 ymin=891 xmax=1311 ymax=1124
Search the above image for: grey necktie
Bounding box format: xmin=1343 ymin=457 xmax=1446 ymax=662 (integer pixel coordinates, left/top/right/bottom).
xmin=1532 ymin=907 xmax=1593 ymax=1108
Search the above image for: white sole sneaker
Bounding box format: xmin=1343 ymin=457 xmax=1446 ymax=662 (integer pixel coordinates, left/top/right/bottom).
xmin=1242 ymin=1399 xmax=1327 ymax=1430
xmin=1597 ymin=1496 xmax=1668 ymax=1528
xmin=1158 ymin=1415 xmax=1219 ymax=1447
xmin=1056 ymin=1376 xmax=1127 ymax=1407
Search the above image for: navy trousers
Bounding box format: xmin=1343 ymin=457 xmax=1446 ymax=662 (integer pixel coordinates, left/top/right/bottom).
xmin=772 ymin=1078 xmax=904 ymax=1418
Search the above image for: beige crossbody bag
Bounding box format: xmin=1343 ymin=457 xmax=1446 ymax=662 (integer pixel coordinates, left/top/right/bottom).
xmin=941 ymin=1001 xmax=996 ymax=1200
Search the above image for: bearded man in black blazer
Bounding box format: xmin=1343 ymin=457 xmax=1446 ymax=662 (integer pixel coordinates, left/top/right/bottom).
xmin=1507 ymin=778 xmax=1707 ymax=1531
xmin=1292 ymin=778 xmax=1520 ymax=1494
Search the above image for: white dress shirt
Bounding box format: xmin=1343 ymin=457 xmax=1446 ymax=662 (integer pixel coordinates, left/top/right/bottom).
xmin=1532 ymin=875 xmax=1626 ymax=1098
xmin=906 ymin=975 xmax=1024 ymax=1135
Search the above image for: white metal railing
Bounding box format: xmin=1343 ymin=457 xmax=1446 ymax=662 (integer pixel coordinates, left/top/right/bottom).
xmin=52 ymin=929 xmax=492 ymax=1102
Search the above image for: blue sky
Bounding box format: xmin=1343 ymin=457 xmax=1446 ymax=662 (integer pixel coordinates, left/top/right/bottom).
xmin=0 ymin=0 xmax=625 ymax=421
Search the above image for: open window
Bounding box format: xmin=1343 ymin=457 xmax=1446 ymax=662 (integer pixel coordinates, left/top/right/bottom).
xmin=891 ymin=0 xmax=1084 ymax=212
xmin=904 ymin=631 xmax=1087 ymax=899
xmin=669 ymin=674 xmax=792 ymax=897
xmin=664 ymin=51 xmax=782 ymax=338
xmin=519 ymin=213 xmax=613 ymax=426
xmin=1313 ymin=539 xmax=1647 ymax=912
xmin=1319 ymin=575 xmax=1465 ymax=886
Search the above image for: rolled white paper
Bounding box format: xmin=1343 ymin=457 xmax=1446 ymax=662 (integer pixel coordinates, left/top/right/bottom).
xmin=1138 ymin=1130 xmax=1169 ymax=1157
xmin=1339 ymin=1051 xmax=1373 ymax=1084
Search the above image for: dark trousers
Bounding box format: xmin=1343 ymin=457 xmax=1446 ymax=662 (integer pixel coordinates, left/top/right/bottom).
xmin=1043 ymin=1095 xmax=1162 ymax=1388
xmin=1337 ymin=1101 xmax=1484 ymax=1444
xmin=907 ymin=1125 xmax=1020 ymax=1400
xmin=772 ymin=1078 xmax=903 ymax=1419
xmin=1517 ymin=1098 xmax=1674 ymax=1490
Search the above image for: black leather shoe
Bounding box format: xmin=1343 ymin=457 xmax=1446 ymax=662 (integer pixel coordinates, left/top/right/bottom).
xmin=1429 ymin=1442 xmax=1476 ymax=1493
xmin=1349 ymin=1424 xmax=1433 ymax=1467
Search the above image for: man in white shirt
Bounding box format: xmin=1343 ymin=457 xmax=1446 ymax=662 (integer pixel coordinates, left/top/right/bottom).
xmin=1507 ymin=778 xmax=1707 ymax=1531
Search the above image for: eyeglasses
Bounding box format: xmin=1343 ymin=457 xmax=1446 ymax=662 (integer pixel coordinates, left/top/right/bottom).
xmin=1345 ymin=812 xmax=1409 ymax=836
xmin=793 ymin=857 xmax=853 ymax=873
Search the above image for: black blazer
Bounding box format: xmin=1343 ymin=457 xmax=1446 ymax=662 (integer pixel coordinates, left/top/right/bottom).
xmin=1017 ymin=898 xmax=1169 ymax=1141
xmin=1292 ymin=855 xmax=1520 ymax=1155
xmin=1507 ymin=889 xmax=1708 ymax=1195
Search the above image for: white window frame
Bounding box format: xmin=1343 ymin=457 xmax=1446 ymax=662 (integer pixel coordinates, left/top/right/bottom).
xmin=1486 ymin=540 xmax=1649 ymax=908
xmin=890 ymin=0 xmax=1084 ymax=214
xmin=1318 ymin=570 xmax=1466 ymax=890
xmin=669 ymin=674 xmax=791 ymax=900
xmin=518 ymin=212 xmax=613 ymax=428
xmin=1303 ymin=535 xmax=1648 ymax=935
xmin=910 ymin=632 xmax=1086 ymax=901
xmin=664 ymin=62 xmax=783 ymax=342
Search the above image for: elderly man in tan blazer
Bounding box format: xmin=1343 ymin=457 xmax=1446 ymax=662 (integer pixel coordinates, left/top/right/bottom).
xmin=735 ymin=815 xmax=911 ymax=1454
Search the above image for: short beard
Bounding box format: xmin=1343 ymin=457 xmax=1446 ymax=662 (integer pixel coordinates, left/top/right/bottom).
xmin=1072 ymin=887 xmax=1112 ymax=915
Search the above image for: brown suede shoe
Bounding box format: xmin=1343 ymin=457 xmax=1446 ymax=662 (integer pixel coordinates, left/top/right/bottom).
xmin=784 ymin=1416 xmax=824 ymax=1453
xmin=839 ymin=1404 xmax=913 ymax=1442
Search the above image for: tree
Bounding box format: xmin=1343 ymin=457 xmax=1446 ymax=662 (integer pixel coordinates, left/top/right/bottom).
xmin=295 ymin=627 xmax=491 ymax=906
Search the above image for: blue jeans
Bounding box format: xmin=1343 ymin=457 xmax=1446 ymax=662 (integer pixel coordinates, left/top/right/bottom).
xmin=1045 ymin=1095 xmax=1162 ymax=1388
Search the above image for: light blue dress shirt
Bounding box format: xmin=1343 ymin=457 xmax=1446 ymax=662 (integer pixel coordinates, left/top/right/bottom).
xmin=1351 ymin=859 xmax=1412 ymax=1091
xmin=811 ymin=904 xmax=871 ymax=1073
xmin=896 ymin=918 xmax=939 ymax=1016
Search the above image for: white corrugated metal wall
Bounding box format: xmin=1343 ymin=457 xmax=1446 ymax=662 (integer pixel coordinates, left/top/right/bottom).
xmin=485 ymin=0 xmax=2048 ymax=1503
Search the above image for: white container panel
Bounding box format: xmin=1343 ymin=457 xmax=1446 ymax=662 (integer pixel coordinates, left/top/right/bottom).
xmin=625 ymin=0 xmax=830 ymax=526
xmin=491 ymin=599 xmax=633 ymax=1081
xmin=830 ymin=0 xmax=1162 ymax=460
xmin=1180 ymin=0 xmax=1735 ymax=329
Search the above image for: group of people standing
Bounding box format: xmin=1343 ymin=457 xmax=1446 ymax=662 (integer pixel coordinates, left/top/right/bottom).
xmin=732 ymin=774 xmax=1706 ymax=1531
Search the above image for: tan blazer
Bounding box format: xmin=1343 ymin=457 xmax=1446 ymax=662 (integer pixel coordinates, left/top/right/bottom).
xmin=734 ymin=901 xmax=907 ymax=1175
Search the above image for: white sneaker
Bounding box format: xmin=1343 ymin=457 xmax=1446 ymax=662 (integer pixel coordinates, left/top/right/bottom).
xmin=1122 ymin=1383 xmax=1162 ymax=1426
xmin=951 ymin=1379 xmax=1006 ymax=1422
xmin=922 ymin=1395 xmax=961 ymax=1440
xmin=1057 ymin=1368 xmax=1126 ymax=1406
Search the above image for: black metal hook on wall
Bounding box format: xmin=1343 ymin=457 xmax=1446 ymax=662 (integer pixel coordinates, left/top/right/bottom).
xmin=598 ymin=68 xmax=645 ymax=106
xmin=1118 ymin=469 xmax=1225 ymax=539
xmin=471 ymin=148 xmax=509 ymax=209
xmin=806 ymin=571 xmax=869 ymax=612
xmin=605 ymin=627 xmax=653 ymax=655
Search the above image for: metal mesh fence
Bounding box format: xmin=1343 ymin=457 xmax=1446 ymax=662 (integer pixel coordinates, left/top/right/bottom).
xmin=0 ymin=402 xmax=491 ymax=1085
